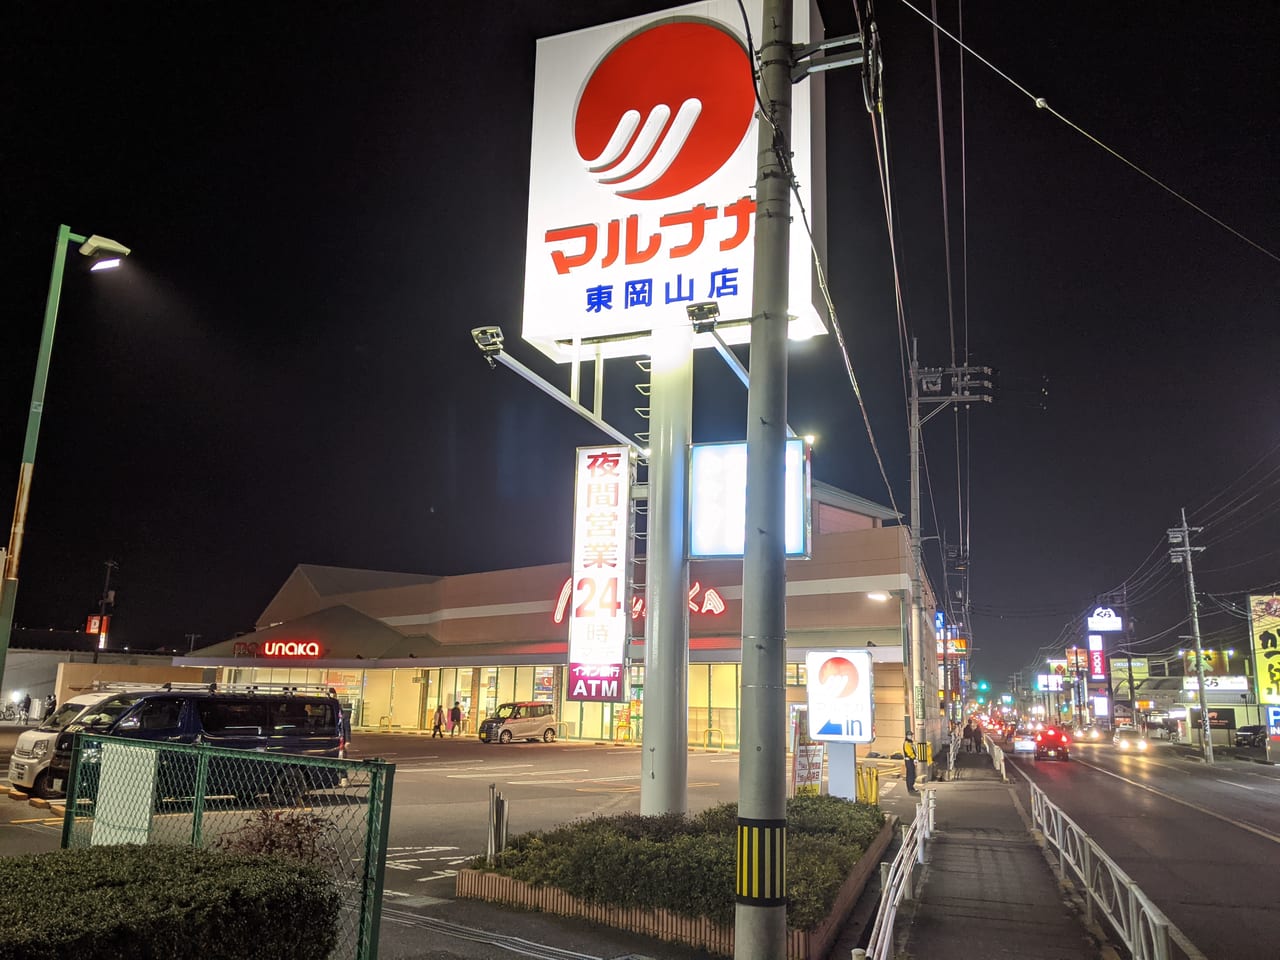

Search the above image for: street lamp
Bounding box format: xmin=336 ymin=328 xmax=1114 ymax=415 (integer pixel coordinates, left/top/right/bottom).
xmin=0 ymin=224 xmax=131 ymax=694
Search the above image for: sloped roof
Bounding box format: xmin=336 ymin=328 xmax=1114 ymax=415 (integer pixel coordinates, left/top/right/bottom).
xmin=192 ymin=604 xmax=414 ymax=660
xmin=812 ymin=481 xmax=900 ymax=521
xmin=297 ymin=564 xmax=439 ymax=597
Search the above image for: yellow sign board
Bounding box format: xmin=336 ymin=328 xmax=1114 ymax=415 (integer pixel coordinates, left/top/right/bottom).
xmin=1249 ymin=595 xmax=1280 ymax=705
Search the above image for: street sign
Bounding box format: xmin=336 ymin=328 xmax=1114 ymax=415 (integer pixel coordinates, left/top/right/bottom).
xmin=806 ymin=650 xmax=873 ymax=743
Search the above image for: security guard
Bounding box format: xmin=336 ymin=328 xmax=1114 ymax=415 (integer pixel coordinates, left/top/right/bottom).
xmin=902 ymin=731 xmax=918 ymax=794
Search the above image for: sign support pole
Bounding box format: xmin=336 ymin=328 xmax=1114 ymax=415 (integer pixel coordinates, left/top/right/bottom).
xmin=640 ymin=323 xmax=692 ymax=814
xmin=736 ymin=0 xmax=792 ymax=956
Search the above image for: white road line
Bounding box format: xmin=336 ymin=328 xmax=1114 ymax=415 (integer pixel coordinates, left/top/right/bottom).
xmin=448 ymin=768 xmax=588 ymax=780
xmin=1057 ymin=758 xmax=1280 ymax=845
xmin=1214 ymin=778 xmax=1257 ymax=791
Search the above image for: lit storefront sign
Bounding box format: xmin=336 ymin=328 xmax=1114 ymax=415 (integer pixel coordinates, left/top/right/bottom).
xmin=1181 ymin=675 xmax=1248 ymax=692
xmin=522 ymin=0 xmax=825 ymax=363
xmin=1086 ymin=607 xmax=1124 ymax=632
xmin=1035 ymin=674 xmax=1063 ymax=692
xmin=1248 ymin=595 xmax=1280 ymax=705
xmin=1093 ymin=696 xmax=1110 ymax=717
xmin=567 ymin=445 xmax=632 ymax=702
xmin=1108 ymin=656 xmax=1149 ymax=680
xmin=554 ymin=578 xmax=726 ymax=624
xmin=232 ymin=640 xmax=322 ymax=658
xmin=936 ymin=636 xmax=968 ymax=659
xmin=688 ymin=438 xmax=811 ymax=558
xmin=1087 ymin=634 xmax=1108 ymax=681
xmin=805 ymin=650 xmax=873 ymax=743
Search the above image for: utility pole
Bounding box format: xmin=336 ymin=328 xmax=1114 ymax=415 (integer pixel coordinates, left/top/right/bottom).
xmin=1169 ymin=508 xmax=1213 ymax=764
xmin=736 ymin=0 xmax=793 ymax=954
xmin=91 ymin=560 xmax=118 ymax=664
xmin=909 ymin=341 xmax=991 ymax=747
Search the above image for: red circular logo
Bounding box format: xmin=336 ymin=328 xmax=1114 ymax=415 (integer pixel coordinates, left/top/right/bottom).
xmin=574 ymin=21 xmax=755 ymax=201
xmin=818 ymin=657 xmax=861 ymax=699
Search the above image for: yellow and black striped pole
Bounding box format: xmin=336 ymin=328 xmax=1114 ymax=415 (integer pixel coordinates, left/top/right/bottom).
xmin=736 ymin=817 xmax=787 ymax=906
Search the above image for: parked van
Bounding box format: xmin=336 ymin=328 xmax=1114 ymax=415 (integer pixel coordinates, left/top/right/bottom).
xmin=477 ymin=701 xmax=557 ymax=743
xmin=7 ymin=692 xmax=130 ymax=798
xmin=45 ymin=684 xmax=344 ymax=801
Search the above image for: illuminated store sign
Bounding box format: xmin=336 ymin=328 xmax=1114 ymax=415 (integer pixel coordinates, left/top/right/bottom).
xmin=688 ymin=438 xmax=811 ymax=558
xmin=553 ymin=578 xmax=725 ymax=624
xmin=1182 ymin=675 xmax=1248 ymax=691
xmin=232 ymin=640 xmax=322 ymax=658
xmin=1087 ymin=634 xmax=1108 ymax=681
xmin=1035 ymin=674 xmax=1063 ymax=692
xmin=806 ymin=650 xmax=873 ymax=743
xmin=1086 ymin=607 xmax=1124 ymax=632
xmin=567 ymin=445 xmax=632 ymax=702
xmin=1248 ymin=594 xmax=1280 ymax=705
xmin=523 ymin=0 xmax=825 ymax=362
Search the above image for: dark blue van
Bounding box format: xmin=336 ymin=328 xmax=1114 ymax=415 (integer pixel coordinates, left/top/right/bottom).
xmin=47 ymin=685 xmax=344 ymax=801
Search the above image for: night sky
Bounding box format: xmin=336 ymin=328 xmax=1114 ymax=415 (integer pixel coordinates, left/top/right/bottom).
xmin=2 ymin=2 xmax=1276 ymax=686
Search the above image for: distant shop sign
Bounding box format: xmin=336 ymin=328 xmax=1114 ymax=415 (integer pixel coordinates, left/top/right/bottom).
xmin=1086 ymin=607 xmax=1124 ymax=632
xmin=567 ymin=445 xmax=632 ymax=702
xmin=1181 ymin=675 xmax=1248 ymax=692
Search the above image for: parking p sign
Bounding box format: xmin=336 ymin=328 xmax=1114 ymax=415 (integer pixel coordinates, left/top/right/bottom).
xmin=806 ymin=650 xmax=874 ymax=743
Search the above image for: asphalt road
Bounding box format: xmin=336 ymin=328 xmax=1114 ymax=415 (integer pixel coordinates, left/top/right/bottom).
xmin=1006 ymin=737 xmax=1280 ymax=960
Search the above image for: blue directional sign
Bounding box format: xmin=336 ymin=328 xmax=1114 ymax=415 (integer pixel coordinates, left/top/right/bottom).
xmin=935 ymin=611 xmax=946 ymax=634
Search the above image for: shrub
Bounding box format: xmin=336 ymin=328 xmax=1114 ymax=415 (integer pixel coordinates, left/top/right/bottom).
xmin=479 ymin=794 xmax=885 ymax=932
xmin=213 ymin=803 xmax=350 ymax=877
xmin=0 ymin=845 xmax=340 ymax=960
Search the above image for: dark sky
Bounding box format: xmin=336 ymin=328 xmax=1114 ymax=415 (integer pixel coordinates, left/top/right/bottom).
xmin=2 ymin=2 xmax=1276 ymax=686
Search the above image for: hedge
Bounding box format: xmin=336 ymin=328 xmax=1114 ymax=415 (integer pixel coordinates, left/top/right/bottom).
xmin=0 ymin=845 xmax=340 ymax=960
xmin=481 ymin=794 xmax=885 ymax=930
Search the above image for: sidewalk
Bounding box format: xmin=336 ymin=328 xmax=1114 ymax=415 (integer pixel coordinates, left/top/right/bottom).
xmin=898 ymin=751 xmax=1101 ymax=960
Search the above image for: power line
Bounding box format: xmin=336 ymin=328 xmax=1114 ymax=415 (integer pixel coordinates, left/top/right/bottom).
xmin=890 ymin=0 xmax=1280 ymax=265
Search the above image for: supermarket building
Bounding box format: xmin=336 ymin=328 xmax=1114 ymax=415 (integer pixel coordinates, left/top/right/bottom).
xmin=179 ymin=483 xmax=940 ymax=754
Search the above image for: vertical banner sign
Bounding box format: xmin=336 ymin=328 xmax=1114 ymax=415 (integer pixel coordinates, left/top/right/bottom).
xmin=523 ymin=0 xmax=826 ymax=363
xmin=568 ymin=445 xmax=632 ymax=702
xmin=1248 ymin=595 xmax=1280 ymax=706
xmin=1087 ymin=635 xmax=1108 ymax=681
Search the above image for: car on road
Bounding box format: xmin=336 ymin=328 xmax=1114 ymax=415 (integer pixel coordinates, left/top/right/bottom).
xmin=1234 ymin=725 xmax=1265 ymax=748
xmin=1034 ymin=727 xmax=1071 ymax=761
xmin=478 ymin=702 xmax=558 ymax=744
xmin=1072 ymin=724 xmax=1104 ymax=742
xmin=1011 ymin=728 xmax=1037 ymax=754
xmin=7 ymin=692 xmax=121 ymax=798
xmin=1113 ymin=727 xmax=1148 ymax=752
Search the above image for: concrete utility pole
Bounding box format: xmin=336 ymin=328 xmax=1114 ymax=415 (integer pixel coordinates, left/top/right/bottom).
xmin=736 ymin=0 xmax=792 ymax=954
xmin=1169 ymin=508 xmax=1213 ymax=764
xmin=908 ymin=341 xmax=991 ymax=746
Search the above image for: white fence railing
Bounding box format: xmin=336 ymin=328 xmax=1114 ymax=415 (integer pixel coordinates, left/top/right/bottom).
xmin=983 ymin=734 xmax=1007 ymax=780
xmin=1028 ymin=781 xmax=1206 ymax=960
xmin=947 ymin=733 xmax=960 ymax=774
xmin=856 ymin=788 xmax=936 ymax=960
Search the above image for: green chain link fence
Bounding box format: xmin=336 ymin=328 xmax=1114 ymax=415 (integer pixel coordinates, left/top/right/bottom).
xmin=61 ymin=734 xmax=394 ymax=960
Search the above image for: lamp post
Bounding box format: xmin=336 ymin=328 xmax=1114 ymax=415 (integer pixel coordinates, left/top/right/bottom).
xmin=0 ymin=225 xmax=130 ymax=693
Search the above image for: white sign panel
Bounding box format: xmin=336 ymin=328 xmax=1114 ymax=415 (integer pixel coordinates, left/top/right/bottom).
xmin=1182 ymin=675 xmax=1248 ymax=691
xmin=1035 ymin=674 xmax=1064 ymax=692
xmin=1087 ymin=607 xmax=1124 ymax=632
xmin=688 ymin=438 xmax=811 ymax=557
xmin=806 ymin=650 xmax=873 ymax=743
xmin=567 ymin=445 xmax=632 ymax=702
xmin=523 ymin=0 xmax=827 ymax=361
xmin=1093 ymin=695 xmax=1111 ymax=717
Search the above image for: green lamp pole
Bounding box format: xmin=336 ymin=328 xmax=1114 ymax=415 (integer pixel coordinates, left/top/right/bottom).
xmin=0 ymin=224 xmax=130 ymax=695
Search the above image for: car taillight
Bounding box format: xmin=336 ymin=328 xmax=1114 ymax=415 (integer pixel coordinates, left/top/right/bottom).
xmin=1035 ymin=735 xmax=1042 ymax=742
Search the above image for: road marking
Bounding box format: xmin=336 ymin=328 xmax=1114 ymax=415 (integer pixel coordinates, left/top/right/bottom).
xmin=448 ymin=768 xmax=589 ymax=780
xmin=1065 ymin=758 xmax=1280 ymax=845
xmin=1214 ymin=778 xmax=1257 ymax=791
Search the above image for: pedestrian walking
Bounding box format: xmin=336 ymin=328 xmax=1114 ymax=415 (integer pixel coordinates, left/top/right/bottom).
xmin=962 ymin=719 xmax=975 ymax=752
xmin=449 ymin=701 xmax=462 ymax=736
xmin=19 ymin=694 xmax=31 ymax=724
xmin=45 ymin=694 xmax=56 ymax=717
xmin=431 ymin=704 xmax=445 ymax=738
xmin=902 ymin=731 xmax=918 ymax=794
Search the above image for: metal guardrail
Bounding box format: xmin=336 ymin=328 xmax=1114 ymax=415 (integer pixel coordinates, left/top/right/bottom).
xmin=983 ymin=734 xmax=1007 ymax=780
xmin=1027 ymin=781 xmax=1205 ymax=960
xmin=857 ymin=788 xmax=936 ymax=960
xmin=701 ymin=727 xmax=725 ymax=752
xmin=62 ymin=734 xmax=395 ymax=960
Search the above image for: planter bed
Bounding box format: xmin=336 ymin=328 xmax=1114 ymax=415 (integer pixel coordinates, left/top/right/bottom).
xmin=456 ymin=801 xmax=895 ymax=960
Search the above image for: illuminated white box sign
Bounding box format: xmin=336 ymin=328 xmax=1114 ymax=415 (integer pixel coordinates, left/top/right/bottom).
xmin=1035 ymin=674 xmax=1063 ymax=692
xmin=805 ymin=650 xmax=873 ymax=743
xmin=1093 ymin=696 xmax=1111 ymax=717
xmin=1182 ymin=675 xmax=1248 ymax=691
xmin=523 ymin=0 xmax=827 ymax=362
xmin=688 ymin=438 xmax=811 ymax=558
xmin=1086 ymin=607 xmax=1124 ymax=632
xmin=567 ymin=445 xmax=632 ymax=702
